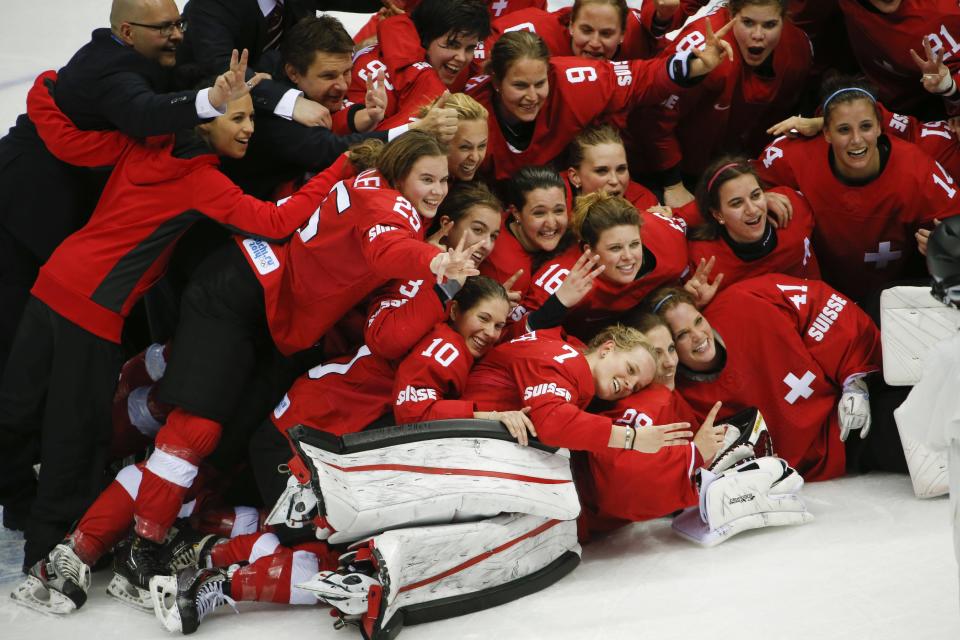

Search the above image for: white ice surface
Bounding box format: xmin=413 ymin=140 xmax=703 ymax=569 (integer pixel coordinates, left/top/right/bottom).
xmin=1 ymin=474 xmax=957 ymax=639
xmin=1 ymin=1 xmax=958 ymax=638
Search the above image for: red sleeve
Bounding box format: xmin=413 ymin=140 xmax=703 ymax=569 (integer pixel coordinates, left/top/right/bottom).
xmin=915 ymin=155 xmax=960 ymax=225
xmin=189 ymin=153 xmax=354 ymax=242
xmin=752 ymin=135 xmax=802 ymax=189
xmin=356 ymin=193 xmax=441 ymax=281
xmin=27 ymin=71 xmax=131 ymax=167
xmin=378 ymin=14 xmax=429 ymax=73
xmin=364 ymin=278 xmax=447 ymax=360
xmin=331 ymin=103 xmax=354 ymax=135
xmin=753 ymin=275 xmax=881 ymax=385
xmin=513 ymin=350 xmax=612 ymax=453
xmin=393 ymin=328 xmax=476 ymax=423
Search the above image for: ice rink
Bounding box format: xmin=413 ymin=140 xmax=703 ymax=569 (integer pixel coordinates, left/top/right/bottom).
xmin=0 ymin=1 xmax=958 ymax=639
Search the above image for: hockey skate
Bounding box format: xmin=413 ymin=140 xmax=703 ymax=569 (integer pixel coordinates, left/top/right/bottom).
xmin=150 ymin=567 xmax=237 ymax=634
xmin=106 ymin=537 xmax=165 ymax=611
xmin=159 ymin=526 xmax=222 ymax=573
xmin=10 ymin=542 xmax=91 ymax=615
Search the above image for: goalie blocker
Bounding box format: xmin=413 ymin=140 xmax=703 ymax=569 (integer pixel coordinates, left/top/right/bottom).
xmin=269 ymin=419 xmax=582 ymax=543
xmin=675 ymin=407 xmax=813 ymax=546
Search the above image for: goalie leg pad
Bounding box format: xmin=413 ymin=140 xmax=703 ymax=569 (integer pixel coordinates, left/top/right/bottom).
xmin=297 ymin=514 xmax=580 ymax=640
xmin=292 ymin=430 xmax=580 ymax=544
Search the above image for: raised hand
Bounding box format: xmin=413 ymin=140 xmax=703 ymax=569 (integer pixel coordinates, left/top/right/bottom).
xmin=208 ymin=49 xmax=268 ymax=110
xmin=693 ymin=401 xmax=725 ymax=466
xmin=430 ymin=232 xmax=482 ymax=284
xmin=554 ymin=249 xmax=605 ymax=307
xmin=410 ymin=90 xmax=459 ymax=142
xmin=684 ymin=256 xmax=724 ymax=308
xmin=688 ymin=19 xmax=734 ymax=79
xmin=363 ymin=70 xmax=388 ymax=128
xmin=502 ymin=269 xmax=524 ymax=310
xmin=654 ymin=0 xmax=681 ymax=22
xmin=911 ymin=38 xmax=955 ymax=95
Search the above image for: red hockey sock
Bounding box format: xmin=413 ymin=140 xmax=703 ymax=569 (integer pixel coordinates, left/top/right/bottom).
xmin=133 ymin=408 xmax=222 ymax=542
xmin=70 ymin=477 xmax=137 ymax=565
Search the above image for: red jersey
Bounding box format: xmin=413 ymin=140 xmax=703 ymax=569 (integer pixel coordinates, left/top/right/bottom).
xmin=25 ymin=72 xmax=333 ymax=344
xmin=271 ymin=278 xmax=450 ymax=436
xmin=478 ymin=217 xmax=534 ymax=300
xmin=685 ymin=187 xmax=820 ymax=294
xmin=878 ymin=103 xmax=960 ymax=180
xmin=515 ymin=210 xmax=688 ymax=340
xmin=676 ymin=274 xmax=881 ymax=481
xmin=838 ymin=0 xmax=960 ymax=117
xmin=393 ymin=322 xmax=477 ymax=423
xmin=467 ymin=55 xmax=682 ymax=180
xmin=579 ymin=384 xmax=701 ymax=532
xmin=236 ymin=168 xmax=441 ymax=355
xmin=462 ymin=328 xmax=614 ymax=453
xmin=754 ymin=133 xmax=958 ymax=302
xmin=627 ymin=6 xmax=811 ymax=176
xmin=348 ymin=15 xmax=448 ymax=128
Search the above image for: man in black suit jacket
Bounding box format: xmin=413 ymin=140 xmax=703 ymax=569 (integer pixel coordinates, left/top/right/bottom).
xmin=178 ymin=0 xmax=382 ymax=128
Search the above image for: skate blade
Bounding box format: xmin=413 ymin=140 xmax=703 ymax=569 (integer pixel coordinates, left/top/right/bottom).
xmin=149 ymin=574 xmax=183 ymax=632
xmin=106 ymin=573 xmax=153 ymax=612
xmin=9 ymin=575 xmax=78 ymax=616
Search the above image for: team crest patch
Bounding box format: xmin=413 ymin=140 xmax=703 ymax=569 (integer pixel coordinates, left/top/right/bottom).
xmin=242 ymin=238 xmax=281 ymax=275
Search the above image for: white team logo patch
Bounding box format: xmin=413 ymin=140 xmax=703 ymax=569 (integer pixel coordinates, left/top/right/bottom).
xmin=274 ymin=393 xmax=291 ymax=419
xmin=242 ymin=238 xmax=281 ymax=275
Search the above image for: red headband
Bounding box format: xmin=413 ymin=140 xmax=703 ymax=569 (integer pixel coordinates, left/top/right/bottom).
xmin=706 ymin=162 xmax=742 ymax=192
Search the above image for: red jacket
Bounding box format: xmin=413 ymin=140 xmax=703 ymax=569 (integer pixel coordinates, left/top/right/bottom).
xmin=26 ymin=71 xmax=333 ymax=343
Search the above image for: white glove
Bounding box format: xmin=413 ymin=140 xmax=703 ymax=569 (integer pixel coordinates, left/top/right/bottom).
xmin=838 ymin=376 xmax=871 ymax=441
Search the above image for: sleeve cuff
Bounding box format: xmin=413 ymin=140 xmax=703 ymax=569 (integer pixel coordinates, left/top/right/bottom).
xmin=387 ymin=124 xmax=411 ymax=141
xmin=527 ymin=294 xmax=569 ymax=331
xmin=195 ymin=88 xmax=224 ymax=119
xmin=274 ymin=88 xmax=304 ymax=120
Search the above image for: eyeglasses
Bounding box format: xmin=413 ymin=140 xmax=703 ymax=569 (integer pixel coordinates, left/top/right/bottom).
xmin=128 ymin=19 xmax=187 ymax=37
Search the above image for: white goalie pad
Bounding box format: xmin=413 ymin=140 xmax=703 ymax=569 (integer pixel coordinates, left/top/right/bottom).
xmin=297 ymin=513 xmax=580 ymax=640
xmin=880 ymin=286 xmax=960 ymax=386
xmin=673 ymin=457 xmax=813 ymax=547
xmin=285 ymin=421 xmax=581 ymax=544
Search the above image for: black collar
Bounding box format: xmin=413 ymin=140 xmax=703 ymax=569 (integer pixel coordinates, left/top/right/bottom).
xmin=721 ymin=221 xmax=777 ymax=262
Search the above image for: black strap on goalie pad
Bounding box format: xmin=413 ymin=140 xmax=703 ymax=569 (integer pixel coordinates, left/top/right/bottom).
xmin=369 ymin=551 xmax=581 ymax=640
xmin=287 ymin=419 xmax=560 ymax=455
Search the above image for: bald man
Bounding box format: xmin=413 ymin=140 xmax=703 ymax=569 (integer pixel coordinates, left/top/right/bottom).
xmin=0 ymin=0 xmax=244 ymax=569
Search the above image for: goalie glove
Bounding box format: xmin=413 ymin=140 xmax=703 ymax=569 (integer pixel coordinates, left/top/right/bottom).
xmin=838 ymin=376 xmax=871 ymax=441
xmin=675 ymin=457 xmax=813 ymax=546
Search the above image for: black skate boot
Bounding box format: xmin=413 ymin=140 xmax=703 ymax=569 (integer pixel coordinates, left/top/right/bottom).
xmin=115 ymin=534 xmax=167 ymax=590
xmin=151 ymin=566 xmax=237 ymax=634
xmin=159 ymin=526 xmax=223 ymax=573
xmin=10 ymin=541 xmax=91 ymax=614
